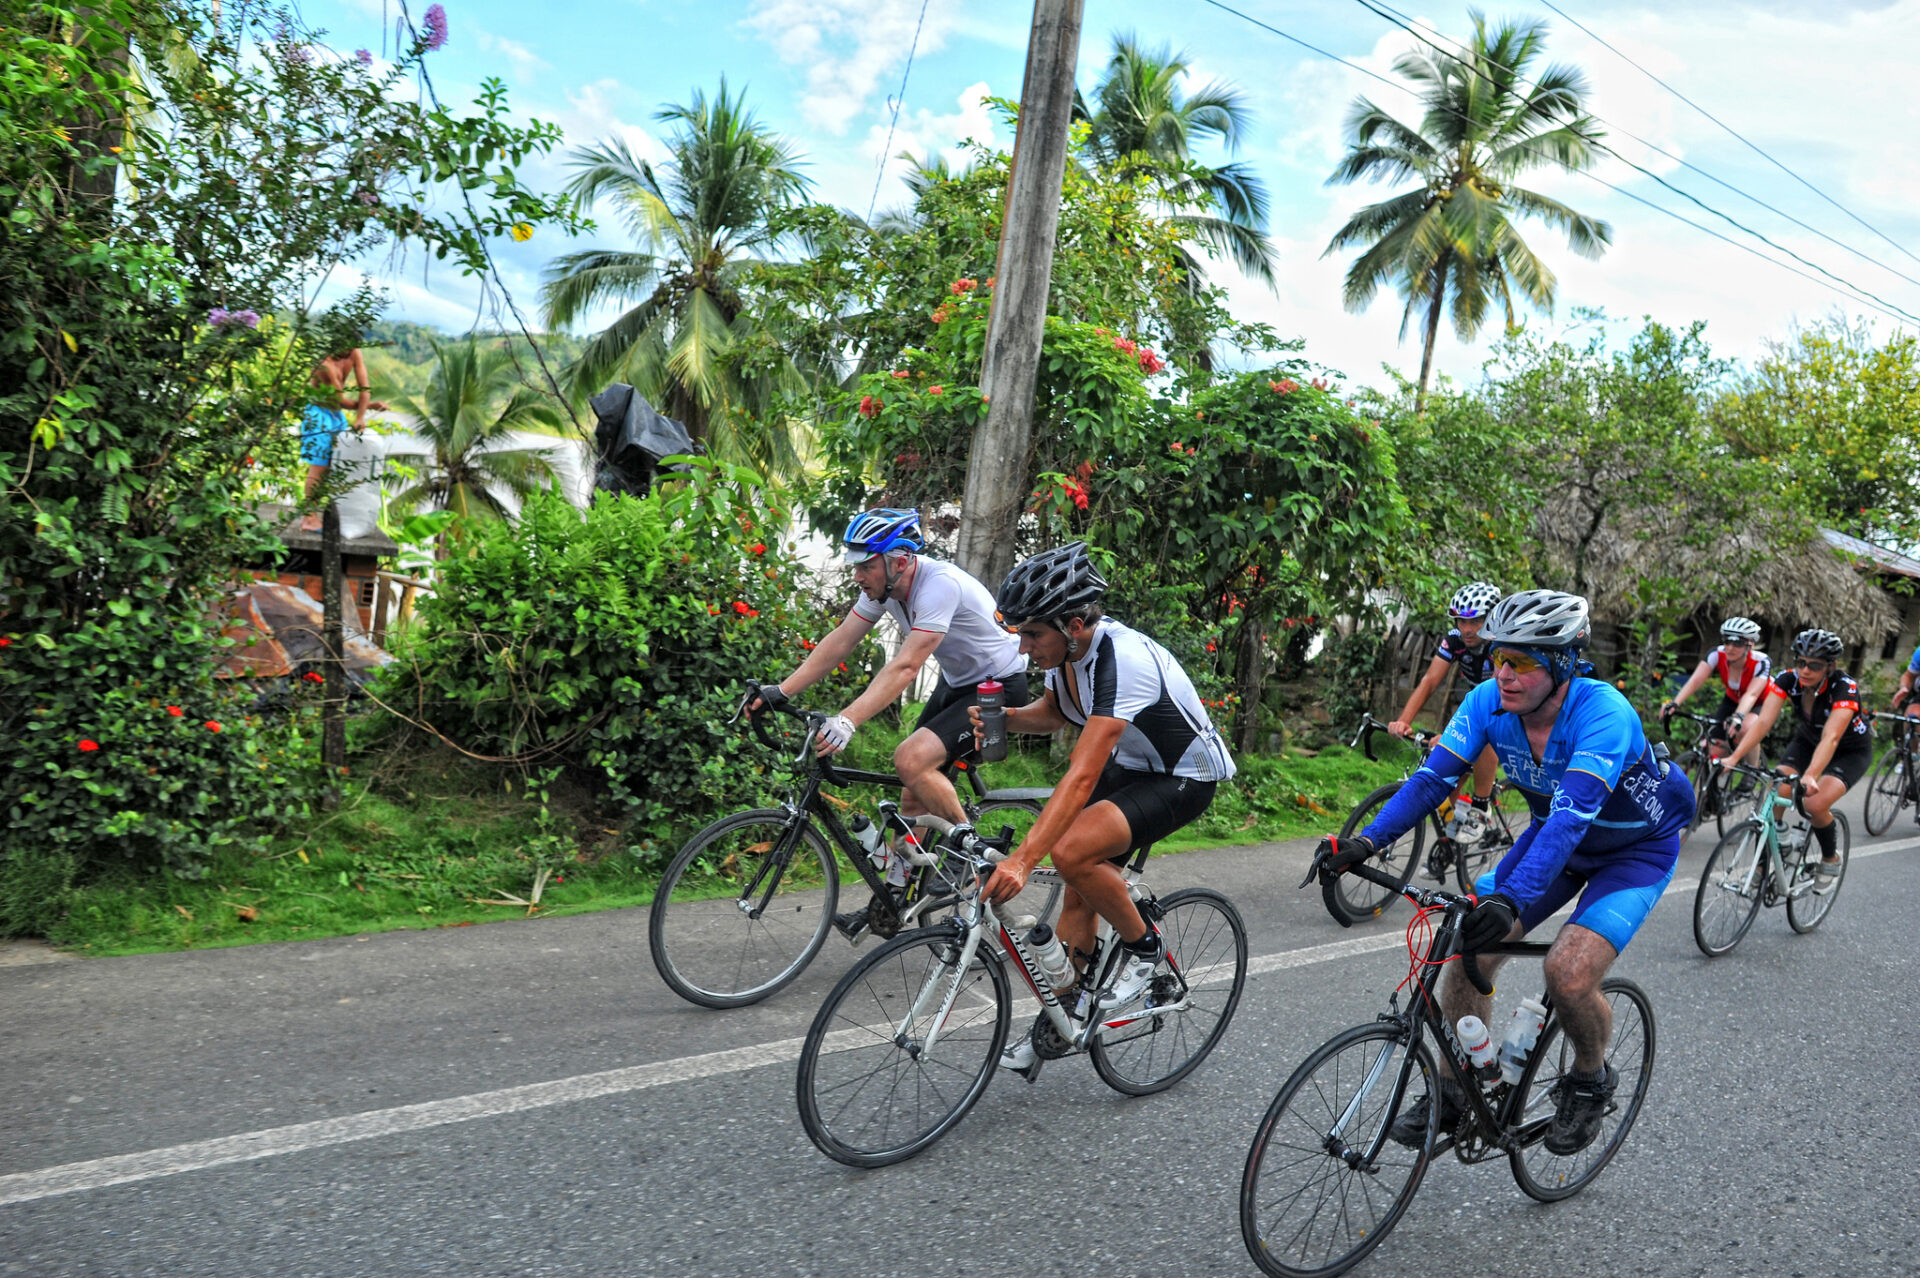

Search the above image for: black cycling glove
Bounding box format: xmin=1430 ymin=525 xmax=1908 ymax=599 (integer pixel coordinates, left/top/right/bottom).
xmin=755 ymin=683 xmax=789 ymax=710
xmin=1319 ymin=834 xmax=1378 ymax=878
xmin=1458 ymin=893 xmax=1519 ymax=953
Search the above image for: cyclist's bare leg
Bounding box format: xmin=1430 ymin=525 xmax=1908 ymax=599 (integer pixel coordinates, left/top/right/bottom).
xmin=1054 ymin=885 xmax=1098 ymax=965
xmin=1471 ymin=746 xmax=1497 ymax=802
xmin=1772 ymin=765 xmax=1846 ymax=852
xmin=1435 ymin=922 xmax=1521 ymax=1086
xmin=1542 ymin=923 xmax=1618 ymax=1074
xmin=894 ymin=727 xmax=968 ymax=827
xmin=1049 ymin=800 xmax=1147 ymax=945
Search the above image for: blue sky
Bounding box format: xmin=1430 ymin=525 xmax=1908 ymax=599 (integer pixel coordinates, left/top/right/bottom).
xmin=300 ymin=0 xmax=1920 ymax=391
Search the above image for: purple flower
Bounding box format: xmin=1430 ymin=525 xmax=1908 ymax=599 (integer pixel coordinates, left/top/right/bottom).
xmin=231 ymin=309 xmax=261 ymax=329
xmin=421 ymin=4 xmax=448 ymax=50
xmin=207 ymin=307 xmax=260 ymax=330
xmin=356 ymin=190 xmax=379 ymax=207
xmin=207 ymin=306 xmax=231 ymax=327
xmin=285 ymin=43 xmax=312 ymax=65
xmin=354 ymin=48 xmax=374 ymax=67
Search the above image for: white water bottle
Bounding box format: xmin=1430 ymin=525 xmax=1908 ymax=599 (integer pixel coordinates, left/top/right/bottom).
xmin=850 ymin=814 xmax=887 ymax=873
xmin=1456 ymin=1015 xmax=1497 ymax=1076
xmin=1498 ymin=998 xmax=1549 ymax=1085
xmin=1026 ymin=923 xmax=1077 ymax=995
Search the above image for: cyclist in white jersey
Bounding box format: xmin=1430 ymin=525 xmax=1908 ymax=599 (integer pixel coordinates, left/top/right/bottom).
xmin=976 ymin=543 xmax=1235 ymax=1072
xmin=750 ymin=509 xmax=1026 ymax=938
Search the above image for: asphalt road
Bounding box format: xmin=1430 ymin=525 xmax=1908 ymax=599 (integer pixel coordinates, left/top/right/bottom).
xmin=4 ymin=792 xmax=1918 ymax=1278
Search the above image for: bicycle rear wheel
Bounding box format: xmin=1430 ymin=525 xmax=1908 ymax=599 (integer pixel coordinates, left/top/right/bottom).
xmin=1863 ymin=751 xmax=1908 ymax=836
xmin=1787 ymin=813 xmax=1848 ymax=933
xmin=1326 ymin=783 xmax=1423 ymax=924
xmin=649 ymin=809 xmax=837 ymax=1009
xmin=1452 ymin=782 xmax=1530 ymax=894
xmin=795 ymin=926 xmax=1010 ymax=1167
xmin=1508 ymin=976 xmax=1656 ymax=1201
xmin=1692 ymin=825 xmax=1765 ymax=957
xmin=1241 ymin=1023 xmax=1436 ymax=1278
xmin=1090 ymin=888 xmax=1247 ymax=1095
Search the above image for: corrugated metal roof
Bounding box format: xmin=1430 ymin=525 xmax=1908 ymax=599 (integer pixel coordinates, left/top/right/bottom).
xmin=1821 ymin=528 xmax=1920 ymax=580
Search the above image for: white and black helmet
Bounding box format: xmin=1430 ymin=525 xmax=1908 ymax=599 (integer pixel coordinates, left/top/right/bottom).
xmin=1448 ymin=581 xmax=1501 ymax=620
xmin=997 ymin=542 xmax=1108 ymax=626
xmin=1791 ymin=628 xmax=1844 ymax=661
xmin=1482 ymin=589 xmax=1591 ymax=650
xmin=1720 ymin=616 xmax=1762 ymax=644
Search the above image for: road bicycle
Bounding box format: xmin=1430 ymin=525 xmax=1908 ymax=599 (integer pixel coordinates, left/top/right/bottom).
xmin=1693 ymin=761 xmax=1849 ymax=956
xmin=795 ymin=814 xmax=1248 ymax=1167
xmin=1662 ymin=707 xmax=1768 ymax=840
xmin=1326 ymin=714 xmax=1528 ymax=924
xmin=1241 ymin=858 xmax=1655 ymax=1278
xmin=1863 ymin=710 xmax=1920 ymax=835
xmin=647 ymin=691 xmax=1058 ymax=1009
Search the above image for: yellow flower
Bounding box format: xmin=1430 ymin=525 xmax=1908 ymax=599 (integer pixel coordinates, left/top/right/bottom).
xmin=510 ymin=222 xmax=533 ymax=242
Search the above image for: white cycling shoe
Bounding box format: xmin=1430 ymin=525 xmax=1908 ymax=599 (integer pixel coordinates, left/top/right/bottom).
xmin=1096 ymin=948 xmax=1161 ymax=1011
xmin=999 ymin=1037 xmax=1037 ymax=1072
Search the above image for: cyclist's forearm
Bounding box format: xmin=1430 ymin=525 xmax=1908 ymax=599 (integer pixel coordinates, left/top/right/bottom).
xmin=1358 ymin=752 xmax=1467 ymax=845
xmin=1008 ymin=698 xmax=1066 ymax=734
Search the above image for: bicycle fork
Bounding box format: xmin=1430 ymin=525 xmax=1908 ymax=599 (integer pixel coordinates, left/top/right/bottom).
xmin=1326 ymin=1033 xmax=1415 ymax=1173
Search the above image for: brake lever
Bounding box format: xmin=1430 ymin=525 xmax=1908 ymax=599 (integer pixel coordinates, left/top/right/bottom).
xmin=1298 ymin=847 xmax=1329 ymax=890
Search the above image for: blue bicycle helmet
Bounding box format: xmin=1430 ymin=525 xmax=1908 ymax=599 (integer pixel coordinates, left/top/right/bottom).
xmin=842 ymin=508 xmax=924 ymax=564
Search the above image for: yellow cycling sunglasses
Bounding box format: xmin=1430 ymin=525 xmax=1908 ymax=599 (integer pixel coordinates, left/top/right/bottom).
xmin=1489 ymin=648 xmax=1546 ymax=676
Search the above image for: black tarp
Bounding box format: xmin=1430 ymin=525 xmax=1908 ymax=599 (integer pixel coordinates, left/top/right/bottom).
xmin=589 ymin=384 xmax=701 ymax=496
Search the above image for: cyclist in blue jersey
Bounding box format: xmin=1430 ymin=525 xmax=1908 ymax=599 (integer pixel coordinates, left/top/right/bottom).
xmin=1319 ymin=589 xmax=1694 ymax=1155
xmin=1892 ymin=641 xmax=1920 ymax=719
xmin=1389 ymin=582 xmax=1504 ymax=844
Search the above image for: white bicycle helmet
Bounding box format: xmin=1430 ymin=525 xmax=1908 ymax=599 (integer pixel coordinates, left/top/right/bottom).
xmin=1482 ymin=590 xmax=1591 ymax=650
xmin=1719 ymin=616 xmax=1761 ymax=644
xmin=1448 ymin=582 xmax=1501 ymax=621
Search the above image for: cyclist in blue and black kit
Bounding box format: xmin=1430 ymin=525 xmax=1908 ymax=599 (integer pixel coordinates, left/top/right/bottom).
xmin=1389 ymin=582 xmax=1503 ymax=844
xmin=1892 ymin=640 xmax=1920 ymax=720
xmin=1321 ymin=590 xmax=1694 ymax=1155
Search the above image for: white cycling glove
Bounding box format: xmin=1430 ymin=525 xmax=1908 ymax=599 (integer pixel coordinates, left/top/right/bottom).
xmin=818 ymin=714 xmax=857 ymax=752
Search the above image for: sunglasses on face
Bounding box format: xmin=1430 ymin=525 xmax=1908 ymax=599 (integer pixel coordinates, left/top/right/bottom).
xmin=1795 ymin=658 xmax=1830 ymax=673
xmin=1490 ymin=649 xmax=1545 ymax=676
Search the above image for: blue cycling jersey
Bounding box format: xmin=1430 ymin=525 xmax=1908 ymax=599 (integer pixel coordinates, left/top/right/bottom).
xmin=1908 ymin=643 xmax=1920 ymax=676
xmin=1362 ymin=678 xmax=1694 ymax=914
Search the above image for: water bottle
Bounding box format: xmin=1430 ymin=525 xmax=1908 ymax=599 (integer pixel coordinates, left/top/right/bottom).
xmin=976 ymin=680 xmax=1008 ymax=762
xmin=850 ymin=814 xmax=887 ymax=874
xmin=1456 ymin=1015 xmax=1497 ymax=1077
xmin=1498 ymin=998 xmax=1549 ymax=1085
xmin=1025 ymin=923 xmax=1077 ymax=995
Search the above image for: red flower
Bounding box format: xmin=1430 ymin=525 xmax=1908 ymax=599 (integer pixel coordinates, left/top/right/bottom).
xmin=930 ymin=385 xmax=944 ymax=396
xmin=1169 ymin=442 xmax=1185 ymax=455
xmin=890 ymin=369 xmax=911 ymax=379
xmin=748 ymin=543 xmax=766 ymax=556
xmin=1059 ymin=479 xmax=1089 ymax=511
xmin=1205 ymin=642 xmax=1216 ymax=653
xmin=1138 ymin=348 xmax=1165 ymax=375
xmin=205 ymin=720 xmax=222 ymax=732
xmin=931 ymin=305 xmax=953 ymax=324
xmin=1312 ymin=377 xmax=1330 ymax=391
xmin=1113 ymin=336 xmax=1137 ymax=356
xmin=858 ymin=394 xmax=879 ymax=418
xmin=733 ymin=601 xmax=751 ymax=615
xmin=708 ymin=606 xmax=721 ymax=615
xmin=747 ymin=608 xmax=760 ymax=618
xmin=78 ymin=739 xmax=100 ymax=752
xmin=801 ymin=638 xmax=816 ymax=650
xmin=302 ymin=671 xmax=324 ymax=684
xmin=167 ymin=705 xmax=183 ymax=716
xmin=1271 ymin=378 xmax=1299 ymax=394
xmin=0 ymin=637 xmax=9 ymax=647
xmin=949 ymin=277 xmax=977 ymax=295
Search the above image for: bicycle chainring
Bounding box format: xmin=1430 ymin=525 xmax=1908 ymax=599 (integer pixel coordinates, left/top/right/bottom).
xmin=866 ymin=892 xmax=903 ymax=941
xmin=1030 ymin=1013 xmax=1078 ymax=1061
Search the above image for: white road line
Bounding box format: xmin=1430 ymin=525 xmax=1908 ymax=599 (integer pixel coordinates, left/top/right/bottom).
xmin=4 ymin=832 xmax=1912 ymax=1208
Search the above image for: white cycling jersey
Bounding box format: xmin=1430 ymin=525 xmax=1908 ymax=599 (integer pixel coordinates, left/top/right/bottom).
xmin=1044 ymin=618 xmax=1236 ymax=782
xmin=850 ymin=557 xmax=1025 ymax=689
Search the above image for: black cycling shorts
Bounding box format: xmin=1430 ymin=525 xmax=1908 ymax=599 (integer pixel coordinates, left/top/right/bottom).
xmin=1088 ymin=761 xmax=1217 ymax=856
xmin=1779 ymin=733 xmax=1873 ymax=790
xmin=916 ymin=671 xmax=1030 ymax=767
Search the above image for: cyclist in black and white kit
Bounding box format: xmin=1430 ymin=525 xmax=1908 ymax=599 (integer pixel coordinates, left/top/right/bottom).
xmin=977 ymin=543 xmax=1235 ymax=1073
xmin=751 ymin=508 xmax=1027 ymax=938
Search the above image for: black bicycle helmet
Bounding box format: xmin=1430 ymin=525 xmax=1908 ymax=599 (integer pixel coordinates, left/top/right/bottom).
xmin=1791 ymin=628 xmax=1844 ymax=661
xmin=997 ymin=542 xmax=1108 ymax=626
xmin=1481 ymin=589 xmax=1591 ymax=650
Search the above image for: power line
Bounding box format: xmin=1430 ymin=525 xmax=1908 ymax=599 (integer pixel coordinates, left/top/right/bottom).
xmin=1535 ymin=0 xmax=1920 ymax=270
xmin=1345 ymin=0 xmax=1920 ymax=326
xmin=866 ymin=0 xmax=933 ymax=226
xmin=1191 ymin=0 xmax=1919 ymax=331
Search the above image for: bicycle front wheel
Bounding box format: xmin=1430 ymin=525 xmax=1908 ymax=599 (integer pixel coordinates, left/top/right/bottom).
xmin=1241 ymin=1023 xmax=1436 ymax=1278
xmin=1453 ymin=782 xmax=1530 ymax=894
xmin=1327 ymin=783 xmax=1423 ymax=924
xmin=1508 ymin=976 xmax=1656 ymax=1201
xmin=648 ymin=809 xmax=838 ymax=1009
xmin=1787 ymin=813 xmax=1848 ymax=933
xmin=1863 ymin=751 xmax=1907 ymax=836
xmin=1692 ymin=825 xmax=1765 ymax=957
xmin=1090 ymin=887 xmax=1247 ymax=1095
xmin=796 ymin=926 xmax=1010 ymax=1167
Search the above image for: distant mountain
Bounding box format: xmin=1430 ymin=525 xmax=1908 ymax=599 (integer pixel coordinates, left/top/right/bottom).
xmin=362 ymin=321 xmax=588 ymax=426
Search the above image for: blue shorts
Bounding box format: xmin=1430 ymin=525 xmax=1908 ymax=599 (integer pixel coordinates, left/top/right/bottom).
xmin=300 ymin=404 xmax=348 ymax=466
xmin=1475 ymin=825 xmax=1679 ymax=954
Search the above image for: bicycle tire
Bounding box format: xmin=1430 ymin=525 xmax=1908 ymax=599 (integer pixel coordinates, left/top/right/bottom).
xmin=1716 ymin=747 xmax=1770 ymax=838
xmin=1241 ymin=1023 xmax=1437 ymax=1278
xmin=1326 ymin=783 xmax=1423 ymax=924
xmin=648 ymin=809 xmax=837 ymax=1009
xmin=1508 ymin=976 xmax=1656 ymax=1202
xmin=1863 ymin=750 xmax=1907 ymax=836
xmin=1090 ymin=887 xmax=1247 ymax=1096
xmin=796 ymin=925 xmax=1010 ymax=1167
xmin=1787 ymin=812 xmax=1848 ymax=933
xmin=1452 ymin=782 xmax=1529 ymax=895
xmin=967 ymin=798 xmax=1060 ymax=924
xmin=1692 ymin=825 xmax=1765 ymax=957
xmin=1681 ymin=747 xmax=1714 ymax=840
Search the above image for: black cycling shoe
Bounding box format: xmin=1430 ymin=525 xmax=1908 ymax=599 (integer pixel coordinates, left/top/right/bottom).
xmin=1545 ymin=1064 xmax=1617 ymax=1155
xmin=831 ymin=907 xmax=870 ymax=942
xmin=1389 ymin=1083 xmax=1462 ymax=1148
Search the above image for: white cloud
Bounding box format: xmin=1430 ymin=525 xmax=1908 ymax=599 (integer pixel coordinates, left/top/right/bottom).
xmin=853 ymin=81 xmax=1000 ymax=215
xmin=743 ymin=0 xmax=964 ymax=134
xmin=473 ymin=28 xmax=551 ymax=83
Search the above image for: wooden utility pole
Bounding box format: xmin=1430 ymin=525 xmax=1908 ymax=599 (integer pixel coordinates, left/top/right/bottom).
xmin=955 ymin=0 xmax=1084 ymax=595
xmin=321 ymin=501 xmax=346 ymax=799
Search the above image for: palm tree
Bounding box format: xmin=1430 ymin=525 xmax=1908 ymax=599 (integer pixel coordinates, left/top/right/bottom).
xmin=1079 ymin=33 xmax=1277 ymax=287
xmin=539 ymin=81 xmax=812 ymax=475
xmin=385 ymin=339 xmax=563 ymax=525
xmin=1324 ymin=12 xmax=1611 ymax=409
